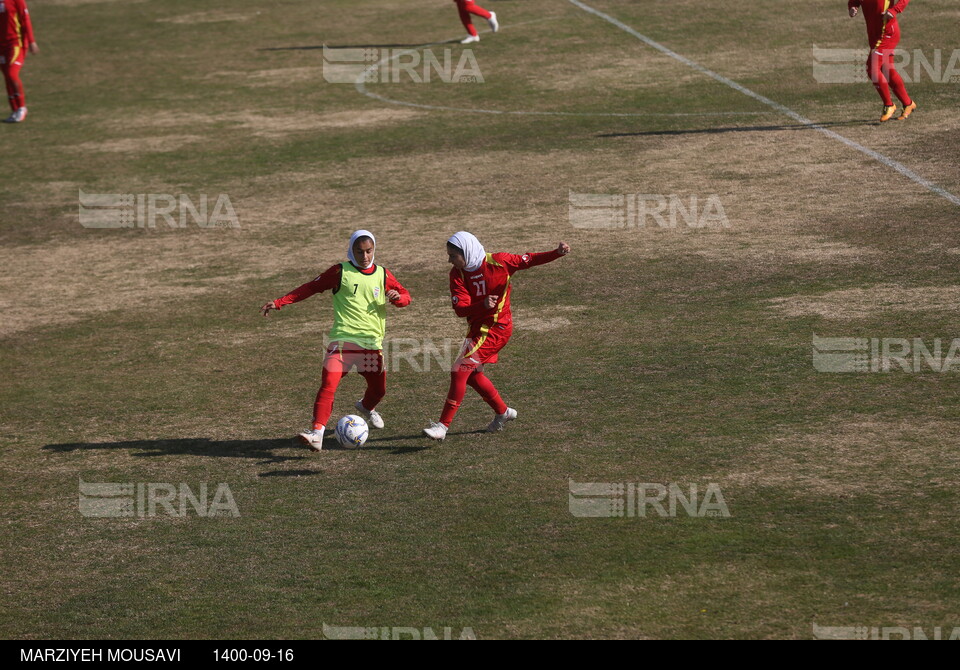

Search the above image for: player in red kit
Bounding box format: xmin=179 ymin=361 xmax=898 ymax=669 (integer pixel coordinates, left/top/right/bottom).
xmin=1 ymin=0 xmax=38 ymax=124
xmin=453 ymin=0 xmax=498 ymax=44
xmin=848 ymin=0 xmax=917 ymax=122
xmin=423 ymin=232 xmax=570 ymax=442
xmin=261 ymin=230 xmax=411 ymax=451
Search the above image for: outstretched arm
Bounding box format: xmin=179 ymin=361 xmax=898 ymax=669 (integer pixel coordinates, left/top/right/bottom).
xmin=260 ymin=264 xmax=341 ymax=317
xmin=496 ymin=242 xmax=571 ymax=274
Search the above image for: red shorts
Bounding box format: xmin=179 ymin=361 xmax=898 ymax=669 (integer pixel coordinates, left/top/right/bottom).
xmin=873 ymin=19 xmax=901 ymax=53
xmin=455 ymin=322 xmax=511 ymax=370
xmin=1 ymin=43 xmax=24 ymax=73
xmin=322 ymin=340 xmax=384 ymax=375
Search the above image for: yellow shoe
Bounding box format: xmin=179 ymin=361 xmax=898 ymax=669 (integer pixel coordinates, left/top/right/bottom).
xmin=880 ymin=105 xmax=897 ymax=122
xmin=897 ymin=101 xmax=917 ymax=121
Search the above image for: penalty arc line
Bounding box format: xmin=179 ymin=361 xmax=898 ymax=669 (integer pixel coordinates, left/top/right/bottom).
xmin=567 ymin=0 xmax=960 ymax=207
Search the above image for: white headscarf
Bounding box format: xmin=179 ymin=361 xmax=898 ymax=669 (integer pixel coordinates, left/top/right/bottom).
xmin=447 ymin=231 xmax=485 ymax=272
xmin=347 ymin=229 xmax=376 ymax=269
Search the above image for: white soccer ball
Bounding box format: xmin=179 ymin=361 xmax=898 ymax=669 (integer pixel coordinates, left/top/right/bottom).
xmin=335 ymin=414 xmax=369 ymax=448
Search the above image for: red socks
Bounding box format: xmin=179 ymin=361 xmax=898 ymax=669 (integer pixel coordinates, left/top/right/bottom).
xmin=439 ymin=368 xmax=507 ymax=427
xmin=312 ymin=367 xmax=386 ymax=430
xmin=868 ymin=51 xmax=912 ymax=107
xmin=456 ymin=0 xmax=491 ymax=37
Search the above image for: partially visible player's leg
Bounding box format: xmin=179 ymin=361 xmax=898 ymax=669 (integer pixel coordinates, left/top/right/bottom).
xmin=454 ymin=0 xmax=498 ymax=43
xmin=462 ymin=0 xmax=491 ymax=21
xmin=314 ymin=346 xmax=349 ymax=429
xmin=867 ymin=51 xmax=894 ymax=108
xmin=467 ymin=368 xmax=517 ymax=432
xmin=425 ymin=327 xmax=515 ymax=439
xmin=300 ymin=344 xmax=347 ymax=450
xmin=882 ymin=51 xmax=916 ymax=120
xmin=1 ymin=60 xmax=15 ymax=112
xmin=454 ymin=0 xmax=479 ymax=38
xmin=867 ymin=50 xmax=902 ymax=122
xmin=439 ymin=365 xmax=474 ymax=428
xmin=873 ymin=24 xmax=915 ymax=121
xmin=466 ymin=368 xmax=507 ymax=415
xmin=423 ymin=354 xmax=474 ymax=440
xmin=355 ymin=349 xmax=386 ymax=429
xmin=2 ymin=47 xmax=26 ymax=118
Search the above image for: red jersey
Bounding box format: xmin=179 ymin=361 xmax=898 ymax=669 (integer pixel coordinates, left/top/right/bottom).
xmin=1 ymin=0 xmax=35 ymax=49
xmin=849 ymin=0 xmax=911 ymax=48
xmin=273 ymin=263 xmax=411 ymax=309
xmin=450 ymin=249 xmax=563 ymax=337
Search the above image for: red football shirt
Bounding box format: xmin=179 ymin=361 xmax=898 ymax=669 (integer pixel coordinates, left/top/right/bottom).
xmin=449 ymin=249 xmax=563 ymax=338
xmin=1 ymin=0 xmax=35 ymax=50
xmin=848 ymin=0 xmax=911 ymax=47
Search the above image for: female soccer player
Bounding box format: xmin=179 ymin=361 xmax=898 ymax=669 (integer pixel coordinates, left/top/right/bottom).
xmin=423 ymin=232 xmax=570 ymax=441
xmin=1 ymin=0 xmax=38 ymax=124
xmin=453 ymin=0 xmax=498 ymax=44
xmin=848 ymin=0 xmax=916 ymax=122
xmin=261 ymin=230 xmax=411 ymax=450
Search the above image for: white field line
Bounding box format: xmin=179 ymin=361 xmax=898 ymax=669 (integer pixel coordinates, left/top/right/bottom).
xmin=567 ymin=0 xmax=960 ymax=207
xmin=353 ymin=19 xmax=774 ymax=117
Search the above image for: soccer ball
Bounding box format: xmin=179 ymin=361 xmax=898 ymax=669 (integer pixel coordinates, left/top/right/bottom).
xmin=335 ymin=414 xmax=369 ymax=448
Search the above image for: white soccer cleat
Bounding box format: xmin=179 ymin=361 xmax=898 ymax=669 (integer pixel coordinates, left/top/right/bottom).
xmin=3 ymin=107 xmax=26 ymax=123
xmin=298 ymin=428 xmax=325 ymax=452
xmin=487 ymin=12 xmax=499 ymax=33
xmin=423 ymin=422 xmax=448 ymax=441
xmin=355 ymin=400 xmax=384 ymax=429
xmin=486 ymin=407 xmax=517 ymax=433
xmin=460 ymin=34 xmax=480 ymax=44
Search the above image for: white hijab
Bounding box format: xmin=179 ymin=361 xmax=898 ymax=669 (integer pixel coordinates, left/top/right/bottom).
xmin=447 ymin=231 xmax=485 ymax=272
xmin=347 ymin=229 xmax=376 ymax=269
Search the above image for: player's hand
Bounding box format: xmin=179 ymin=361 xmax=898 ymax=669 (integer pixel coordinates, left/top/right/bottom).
xmin=484 ymin=294 xmax=499 ymax=309
xmin=557 ymin=241 xmax=571 ymax=255
xmin=28 ymin=42 xmax=39 ymax=54
xmin=883 ymin=10 xmax=894 ymax=20
xmin=849 ymin=7 xmax=858 ymax=17
xmin=260 ymin=301 xmax=278 ymax=317
xmin=386 ymin=289 xmax=401 ymax=302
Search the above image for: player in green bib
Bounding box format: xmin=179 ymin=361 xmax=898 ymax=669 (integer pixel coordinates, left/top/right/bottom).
xmin=261 ymin=230 xmax=411 ymax=450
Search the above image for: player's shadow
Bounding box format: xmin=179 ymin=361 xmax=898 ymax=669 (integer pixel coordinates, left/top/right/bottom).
xmin=598 ymin=120 xmax=868 ymax=138
xmin=44 ymin=429 xmax=491 ymax=465
xmin=43 ymin=438 xmax=306 ymax=464
xmin=258 ymin=43 xmax=450 ymax=52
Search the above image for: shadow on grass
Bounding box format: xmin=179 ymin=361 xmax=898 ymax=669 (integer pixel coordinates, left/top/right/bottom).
xmin=258 ymin=469 xmax=322 ymax=478
xmin=40 ymin=432 xmax=473 ymax=463
xmin=44 ymin=438 xmax=307 ymax=464
xmin=43 ymin=428 xmax=489 ymax=466
xmin=257 ymin=42 xmax=457 ymax=52
xmin=597 ymin=120 xmax=870 ymax=138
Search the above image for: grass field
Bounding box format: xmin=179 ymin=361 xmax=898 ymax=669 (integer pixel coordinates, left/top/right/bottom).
xmin=3 ymin=0 xmax=960 ymax=639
